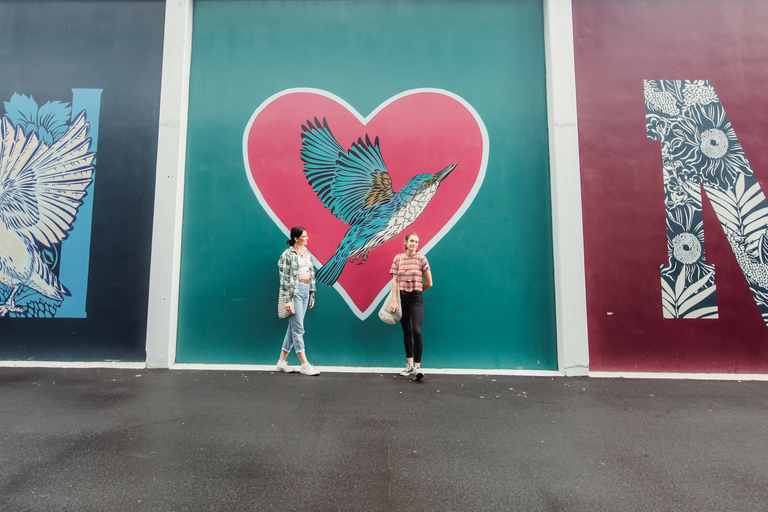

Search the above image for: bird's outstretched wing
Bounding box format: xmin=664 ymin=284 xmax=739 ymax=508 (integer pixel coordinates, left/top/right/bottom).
xmin=0 ymin=111 xmax=95 ymax=247
xmin=301 ymin=117 xmax=395 ymax=226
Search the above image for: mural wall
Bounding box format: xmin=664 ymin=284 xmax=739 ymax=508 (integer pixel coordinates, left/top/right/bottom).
xmin=177 ymin=0 xmax=557 ymax=369
xmin=574 ymin=0 xmax=768 ymax=372
xmin=0 ymin=0 xmax=165 ymax=361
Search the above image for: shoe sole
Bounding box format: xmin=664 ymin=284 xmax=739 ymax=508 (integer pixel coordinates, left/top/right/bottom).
xmin=300 ymin=372 xmax=320 ymax=376
xmin=277 ymin=367 xmax=294 ymax=373
xmin=413 ymin=371 xmax=424 ymax=381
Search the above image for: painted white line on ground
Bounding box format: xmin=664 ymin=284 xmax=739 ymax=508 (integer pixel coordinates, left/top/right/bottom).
xmin=170 ymin=363 xmax=563 ymax=377
xmin=3 ymin=363 xmax=766 ymax=381
xmin=0 ymin=361 xmax=145 ymax=369
xmin=590 ymin=371 xmax=768 ymax=381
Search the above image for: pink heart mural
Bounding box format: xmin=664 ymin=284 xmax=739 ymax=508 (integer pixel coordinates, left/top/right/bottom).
xmin=243 ymin=88 xmax=488 ymax=319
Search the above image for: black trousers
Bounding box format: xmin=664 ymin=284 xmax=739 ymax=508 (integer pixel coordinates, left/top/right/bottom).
xmin=399 ymin=290 xmax=424 ymax=364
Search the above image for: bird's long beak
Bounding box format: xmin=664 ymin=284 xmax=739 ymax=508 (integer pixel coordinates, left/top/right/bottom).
xmin=435 ymin=163 xmax=457 ymax=183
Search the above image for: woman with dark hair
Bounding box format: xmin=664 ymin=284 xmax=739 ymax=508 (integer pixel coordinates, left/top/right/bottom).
xmin=389 ymin=231 xmax=432 ymax=380
xmin=276 ymin=226 xmax=319 ymax=376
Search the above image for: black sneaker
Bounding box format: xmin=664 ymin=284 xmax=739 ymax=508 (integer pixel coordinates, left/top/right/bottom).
xmin=413 ymin=367 xmax=424 ymax=381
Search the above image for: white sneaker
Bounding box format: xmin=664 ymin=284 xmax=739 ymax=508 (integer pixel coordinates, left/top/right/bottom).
xmin=276 ymin=360 xmax=295 ymax=373
xmin=413 ymin=367 xmax=424 ymax=381
xmin=300 ymin=363 xmax=320 ymax=376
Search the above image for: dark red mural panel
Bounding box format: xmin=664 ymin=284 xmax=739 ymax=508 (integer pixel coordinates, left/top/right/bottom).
xmin=573 ymin=0 xmax=768 ymax=372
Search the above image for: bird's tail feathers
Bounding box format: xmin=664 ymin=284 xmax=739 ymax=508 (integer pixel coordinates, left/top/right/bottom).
xmin=28 ymin=253 xmax=69 ymax=300
xmin=316 ymin=252 xmax=348 ymax=286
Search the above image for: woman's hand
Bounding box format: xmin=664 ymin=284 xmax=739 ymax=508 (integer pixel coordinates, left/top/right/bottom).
xmin=309 ymin=299 xmax=315 ymax=309
xmin=390 ymin=275 xmax=399 ymax=313
xmin=285 ymin=301 xmax=294 ymax=315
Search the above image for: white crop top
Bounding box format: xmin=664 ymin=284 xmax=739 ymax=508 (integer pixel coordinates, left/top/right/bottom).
xmin=298 ymin=253 xmax=312 ymax=275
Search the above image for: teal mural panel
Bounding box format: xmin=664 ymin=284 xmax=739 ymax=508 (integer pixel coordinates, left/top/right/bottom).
xmin=177 ymin=0 xmax=556 ymax=369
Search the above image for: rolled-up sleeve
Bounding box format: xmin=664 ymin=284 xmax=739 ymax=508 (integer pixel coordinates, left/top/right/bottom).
xmin=278 ymin=252 xmax=293 ymax=298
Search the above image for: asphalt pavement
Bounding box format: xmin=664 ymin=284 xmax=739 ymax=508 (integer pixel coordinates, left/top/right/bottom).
xmin=1 ymin=367 xmax=767 ymax=511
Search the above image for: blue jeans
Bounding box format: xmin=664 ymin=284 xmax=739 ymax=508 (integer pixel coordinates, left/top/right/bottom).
xmin=282 ymin=282 xmax=309 ymax=354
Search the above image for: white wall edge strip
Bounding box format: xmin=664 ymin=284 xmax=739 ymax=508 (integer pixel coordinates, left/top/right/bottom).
xmin=145 ymin=0 xmax=194 ymax=368
xmin=591 ymin=371 xmax=768 ymax=382
xmin=0 ymin=361 xmax=146 ymax=369
xmin=543 ymin=0 xmax=590 ymax=375
xmin=3 ymin=363 xmax=765 ymax=380
xmin=170 ymin=364 xmax=563 ymax=377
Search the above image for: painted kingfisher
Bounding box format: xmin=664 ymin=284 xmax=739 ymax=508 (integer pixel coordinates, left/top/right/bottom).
xmin=300 ymin=117 xmax=456 ymax=286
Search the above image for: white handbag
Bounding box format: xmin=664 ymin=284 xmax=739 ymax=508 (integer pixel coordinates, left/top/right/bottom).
xmin=278 ymin=289 xmax=291 ymax=319
xmin=378 ymin=289 xmax=402 ymax=324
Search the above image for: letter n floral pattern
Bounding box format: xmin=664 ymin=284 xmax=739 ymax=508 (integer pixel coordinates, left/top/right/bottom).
xmin=645 ymin=80 xmax=768 ymax=325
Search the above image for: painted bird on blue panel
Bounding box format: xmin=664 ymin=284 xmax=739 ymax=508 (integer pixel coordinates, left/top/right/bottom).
xmin=0 ymin=111 xmax=95 ymax=316
xmin=301 ymin=117 xmax=456 ymax=285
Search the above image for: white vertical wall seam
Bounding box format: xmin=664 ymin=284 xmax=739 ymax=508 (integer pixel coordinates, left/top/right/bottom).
xmin=145 ymin=0 xmax=194 ymax=368
xmin=542 ymin=0 xmax=590 ymax=375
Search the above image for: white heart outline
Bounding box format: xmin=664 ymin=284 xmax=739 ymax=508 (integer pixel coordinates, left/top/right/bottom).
xmin=243 ymin=88 xmax=489 ymax=320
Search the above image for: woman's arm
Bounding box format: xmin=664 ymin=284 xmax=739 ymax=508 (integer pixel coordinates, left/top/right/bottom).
xmin=423 ymin=269 xmax=433 ymax=291
xmin=389 ymin=275 xmax=399 ymax=313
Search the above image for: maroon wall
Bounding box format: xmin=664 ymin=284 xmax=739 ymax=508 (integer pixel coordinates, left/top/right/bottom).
xmin=573 ymin=0 xmax=768 ymax=372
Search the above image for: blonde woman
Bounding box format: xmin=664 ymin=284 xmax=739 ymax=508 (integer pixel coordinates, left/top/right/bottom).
xmin=389 ymin=232 xmax=432 ymax=380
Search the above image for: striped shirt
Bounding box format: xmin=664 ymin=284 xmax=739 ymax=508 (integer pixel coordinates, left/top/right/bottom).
xmin=390 ymin=253 xmax=430 ymax=292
